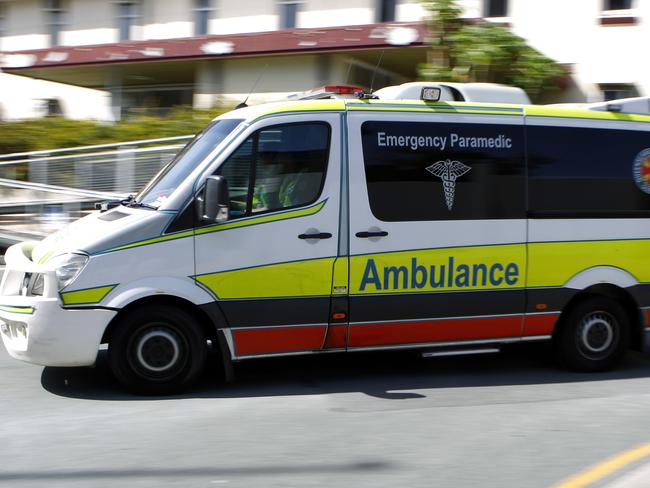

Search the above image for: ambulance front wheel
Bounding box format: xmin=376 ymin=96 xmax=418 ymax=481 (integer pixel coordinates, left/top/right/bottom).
xmin=555 ymin=296 xmax=629 ymax=372
xmin=108 ymin=305 xmax=207 ymax=395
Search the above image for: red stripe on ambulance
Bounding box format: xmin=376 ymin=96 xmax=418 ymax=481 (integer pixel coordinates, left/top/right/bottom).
xmin=347 ymin=315 xmax=522 ymax=348
xmin=523 ymin=313 xmax=560 ymax=336
xmin=233 ymin=325 xmax=327 ymax=356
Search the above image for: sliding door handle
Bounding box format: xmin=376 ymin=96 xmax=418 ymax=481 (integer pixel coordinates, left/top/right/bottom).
xmin=298 ymin=232 xmax=332 ymax=240
xmin=355 ymin=230 xmax=388 ymax=238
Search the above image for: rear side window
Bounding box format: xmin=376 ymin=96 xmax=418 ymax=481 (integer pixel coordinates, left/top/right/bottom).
xmin=528 ymin=125 xmax=650 ymax=216
xmin=217 ymin=122 xmax=330 ymax=218
xmin=361 ymin=121 xmax=525 ymax=221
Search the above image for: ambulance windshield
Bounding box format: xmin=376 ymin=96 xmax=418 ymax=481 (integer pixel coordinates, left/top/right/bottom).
xmin=136 ymin=118 xmax=243 ymax=208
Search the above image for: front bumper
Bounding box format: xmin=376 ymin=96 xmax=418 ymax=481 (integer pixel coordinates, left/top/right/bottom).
xmin=0 ymin=242 xmax=116 ymax=367
xmin=0 ymin=298 xmax=115 ymax=366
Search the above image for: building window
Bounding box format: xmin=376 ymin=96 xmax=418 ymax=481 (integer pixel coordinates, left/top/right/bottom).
xmin=195 ymin=0 xmax=212 ymax=36
xmin=600 ymin=84 xmax=638 ymax=101
xmin=484 ymin=0 xmax=508 ymax=17
xmin=44 ymin=0 xmax=66 ymax=46
xmin=528 ymin=124 xmax=650 ymax=215
xmin=279 ymin=2 xmax=299 ymax=29
xmin=377 ymin=0 xmax=396 ymax=22
xmin=604 ymin=0 xmax=632 ymax=10
xmin=122 ymin=87 xmax=194 ymax=118
xmin=600 ymin=0 xmax=636 ymax=24
xmin=117 ymin=1 xmax=139 ymax=41
xmin=44 ymin=98 xmax=63 ymax=117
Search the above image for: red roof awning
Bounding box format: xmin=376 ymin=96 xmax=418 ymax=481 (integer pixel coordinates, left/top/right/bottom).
xmin=1 ymin=22 xmax=427 ymax=70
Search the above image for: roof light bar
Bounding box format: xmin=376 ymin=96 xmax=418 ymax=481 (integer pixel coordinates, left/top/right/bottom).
xmin=288 ymin=85 xmax=365 ymax=100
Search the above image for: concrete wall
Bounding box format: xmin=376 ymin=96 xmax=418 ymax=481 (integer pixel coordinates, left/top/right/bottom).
xmin=212 ymin=0 xmax=276 ymax=34
xmin=61 ymin=0 xmax=116 ymax=46
xmin=1 ymin=0 xmax=48 ymax=51
xmin=460 ymin=0 xmax=650 ymax=101
xmin=0 ymin=73 xmax=111 ymax=120
xmin=298 ymin=0 xmax=375 ymax=28
xmin=143 ymin=0 xmax=194 ymax=40
xmin=221 ymin=55 xmax=324 ymax=103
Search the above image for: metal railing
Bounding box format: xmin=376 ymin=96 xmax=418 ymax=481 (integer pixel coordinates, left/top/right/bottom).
xmin=0 ymin=135 xmax=194 ymax=195
xmin=0 ymin=136 xmax=194 ymax=245
xmin=0 ymin=178 xmax=127 ymax=246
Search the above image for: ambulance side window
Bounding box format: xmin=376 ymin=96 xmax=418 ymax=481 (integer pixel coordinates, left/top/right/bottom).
xmin=217 ymin=122 xmax=330 ymax=218
xmin=218 ymin=138 xmax=252 ymax=218
xmin=361 ymin=121 xmax=525 ymax=221
xmin=528 ymin=125 xmax=650 ymax=215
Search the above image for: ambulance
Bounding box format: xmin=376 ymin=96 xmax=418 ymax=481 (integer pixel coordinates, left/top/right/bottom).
xmin=2 ymin=83 xmax=650 ymax=394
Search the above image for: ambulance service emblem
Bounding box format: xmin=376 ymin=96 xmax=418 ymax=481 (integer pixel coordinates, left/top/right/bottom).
xmin=633 ymin=148 xmax=650 ymax=194
xmin=426 ymin=159 xmax=471 ymax=211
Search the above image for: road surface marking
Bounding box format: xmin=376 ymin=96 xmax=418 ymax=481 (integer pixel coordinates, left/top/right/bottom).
xmin=552 ymin=443 xmax=650 ymax=488
xmin=605 ymin=461 xmax=650 ymax=488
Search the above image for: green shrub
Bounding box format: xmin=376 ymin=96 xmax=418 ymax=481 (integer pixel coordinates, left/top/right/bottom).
xmin=0 ymin=106 xmax=230 ymax=155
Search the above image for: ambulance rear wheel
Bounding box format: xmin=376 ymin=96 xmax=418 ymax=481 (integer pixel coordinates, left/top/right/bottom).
xmin=555 ymin=296 xmax=629 ymax=372
xmin=108 ymin=305 xmax=207 ymax=395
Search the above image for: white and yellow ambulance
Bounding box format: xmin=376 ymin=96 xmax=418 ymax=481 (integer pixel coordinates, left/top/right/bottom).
xmin=2 ymin=83 xmax=650 ymax=393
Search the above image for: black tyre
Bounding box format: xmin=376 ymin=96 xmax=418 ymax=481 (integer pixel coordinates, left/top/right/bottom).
xmin=108 ymin=305 xmax=207 ymax=394
xmin=555 ymin=296 xmax=629 ymax=372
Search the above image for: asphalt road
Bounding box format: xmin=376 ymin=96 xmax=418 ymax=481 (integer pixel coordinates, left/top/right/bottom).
xmin=4 ymin=341 xmax=650 ymax=487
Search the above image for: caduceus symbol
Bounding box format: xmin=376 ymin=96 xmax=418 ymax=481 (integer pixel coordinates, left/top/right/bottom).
xmin=425 ymin=159 xmax=472 ymax=211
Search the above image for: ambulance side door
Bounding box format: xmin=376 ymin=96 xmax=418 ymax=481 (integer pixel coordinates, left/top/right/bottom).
xmin=346 ymin=109 xmax=527 ymax=350
xmin=194 ymin=114 xmax=342 ymax=358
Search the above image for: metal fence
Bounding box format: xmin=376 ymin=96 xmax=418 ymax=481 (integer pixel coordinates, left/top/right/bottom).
xmin=0 ymin=136 xmax=193 ymax=245
xmin=0 ymin=178 xmax=128 ymax=246
xmin=0 ymin=135 xmax=194 ymax=195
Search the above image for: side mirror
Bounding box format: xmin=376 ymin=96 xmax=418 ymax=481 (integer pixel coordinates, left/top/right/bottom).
xmin=200 ymin=175 xmax=230 ymax=223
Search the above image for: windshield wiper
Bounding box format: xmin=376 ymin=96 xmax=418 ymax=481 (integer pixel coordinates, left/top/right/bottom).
xmin=95 ymin=194 xmax=157 ymax=212
xmin=96 ymin=196 xmax=130 ymax=212
xmin=126 ymin=200 xmax=158 ymax=210
xmin=117 ymin=194 xmax=158 ymax=210
xmin=120 ymin=194 xmax=136 ymax=206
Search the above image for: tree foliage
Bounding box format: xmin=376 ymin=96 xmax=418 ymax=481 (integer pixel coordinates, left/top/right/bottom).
xmin=0 ymin=106 xmax=228 ymax=155
xmin=418 ymin=0 xmax=564 ymax=102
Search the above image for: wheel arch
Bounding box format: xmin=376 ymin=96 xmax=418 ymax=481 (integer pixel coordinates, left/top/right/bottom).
xmin=564 ymin=266 xmax=638 ymax=290
xmin=553 ymin=283 xmax=643 ymax=351
xmin=101 ymin=294 xmax=227 ymax=348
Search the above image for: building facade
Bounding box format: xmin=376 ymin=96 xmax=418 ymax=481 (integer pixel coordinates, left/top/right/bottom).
xmin=0 ymin=0 xmax=647 ymax=121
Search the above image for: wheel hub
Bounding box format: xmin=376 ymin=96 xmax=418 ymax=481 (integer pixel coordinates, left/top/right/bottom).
xmin=579 ymin=312 xmax=615 ymax=354
xmin=136 ymin=329 xmax=181 ymax=372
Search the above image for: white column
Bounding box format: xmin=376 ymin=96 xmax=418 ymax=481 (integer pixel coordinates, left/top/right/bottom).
xmin=106 ymin=68 xmax=123 ymax=122
xmin=193 ymin=61 xmax=222 ymax=110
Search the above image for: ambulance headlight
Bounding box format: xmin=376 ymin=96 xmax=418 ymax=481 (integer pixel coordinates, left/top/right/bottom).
xmin=49 ymin=253 xmax=89 ymax=290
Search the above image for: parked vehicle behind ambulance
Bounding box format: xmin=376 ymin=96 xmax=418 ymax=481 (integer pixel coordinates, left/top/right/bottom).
xmin=2 ymin=84 xmax=650 ymax=394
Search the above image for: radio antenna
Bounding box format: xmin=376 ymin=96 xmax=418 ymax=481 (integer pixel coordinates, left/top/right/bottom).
xmin=236 ymin=64 xmax=268 ymax=109
xmin=344 ymin=61 xmax=353 ymax=85
xmin=369 ymin=50 xmax=385 ymax=94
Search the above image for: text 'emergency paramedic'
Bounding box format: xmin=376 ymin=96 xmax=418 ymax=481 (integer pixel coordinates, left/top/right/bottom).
xmin=377 ymin=132 xmax=513 ymax=151
xmin=359 ymin=257 xmax=520 ymax=292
